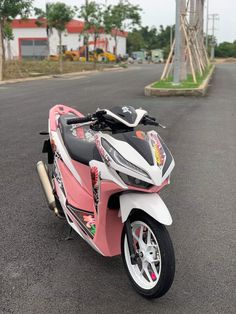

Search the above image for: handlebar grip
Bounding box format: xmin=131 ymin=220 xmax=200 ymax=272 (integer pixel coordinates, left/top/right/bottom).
xmin=142 ymin=116 xmax=159 ymax=126
xmin=67 ymin=116 xmax=92 ymax=125
xmin=146 ymin=120 xmax=159 ymax=126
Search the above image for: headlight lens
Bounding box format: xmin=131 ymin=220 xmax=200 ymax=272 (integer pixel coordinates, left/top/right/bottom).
xmin=101 ymin=138 xmax=150 ymax=179
xmin=118 ymin=172 xmax=152 ymax=188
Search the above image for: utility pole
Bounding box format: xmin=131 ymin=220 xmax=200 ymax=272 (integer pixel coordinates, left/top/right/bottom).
xmin=205 ymin=0 xmax=209 ymax=50
xmin=85 ymin=0 xmax=89 ymax=62
xmin=209 ymin=13 xmax=219 ymax=61
xmin=189 ymin=0 xmax=196 ymax=27
xmin=179 ymin=0 xmax=187 ymax=80
xmin=161 ymin=0 xmax=209 ymax=82
xmin=170 ymin=25 xmax=173 ymax=48
xmin=0 ymin=22 xmax=3 ymax=81
xmin=173 ymin=0 xmax=181 ymax=84
xmin=173 ymin=0 xmax=186 ymax=84
xmin=200 ymin=0 xmax=204 ymax=42
xmin=195 ymin=0 xmax=204 ymax=44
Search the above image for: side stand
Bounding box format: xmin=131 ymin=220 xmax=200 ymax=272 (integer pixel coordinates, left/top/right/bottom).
xmin=65 ymin=226 xmax=74 ymax=241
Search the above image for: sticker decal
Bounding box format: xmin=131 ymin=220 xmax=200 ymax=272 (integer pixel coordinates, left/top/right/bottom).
xmin=83 ymin=215 xmax=96 ymax=235
xmin=149 ymin=132 xmax=166 ymax=166
xmin=122 ymin=106 xmax=132 ymax=114
xmin=90 ymin=165 xmax=100 ymax=212
xmin=91 ymin=166 xmax=99 ymax=186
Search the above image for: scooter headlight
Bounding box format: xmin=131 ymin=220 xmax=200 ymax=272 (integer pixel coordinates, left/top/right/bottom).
xmin=101 ymin=138 xmax=150 ymax=179
xmin=118 ymin=172 xmax=152 ymax=188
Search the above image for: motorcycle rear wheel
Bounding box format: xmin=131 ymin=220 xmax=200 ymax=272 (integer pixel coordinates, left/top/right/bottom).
xmin=121 ymin=211 xmax=175 ymax=298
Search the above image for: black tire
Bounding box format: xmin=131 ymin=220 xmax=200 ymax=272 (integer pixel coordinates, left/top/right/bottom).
xmin=121 ymin=211 xmax=175 ymax=298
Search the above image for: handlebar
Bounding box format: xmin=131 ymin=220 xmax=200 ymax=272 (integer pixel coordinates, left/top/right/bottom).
xmin=66 ymin=110 xmax=107 ymax=125
xmin=66 ymin=111 xmax=165 ymax=129
xmin=66 ymin=115 xmax=93 ymax=125
xmin=142 ymin=116 xmax=166 ymax=128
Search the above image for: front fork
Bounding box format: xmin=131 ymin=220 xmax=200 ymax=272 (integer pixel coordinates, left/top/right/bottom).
xmin=124 ymin=219 xmax=138 ymax=265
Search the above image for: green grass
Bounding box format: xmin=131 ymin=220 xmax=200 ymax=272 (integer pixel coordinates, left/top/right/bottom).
xmin=3 ymin=60 xmax=115 ymax=80
xmin=152 ymin=65 xmax=213 ymax=89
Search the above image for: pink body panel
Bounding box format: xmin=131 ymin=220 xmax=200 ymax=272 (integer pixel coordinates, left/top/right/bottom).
xmin=71 ymin=160 xmax=93 ymax=196
xmin=93 ymin=181 xmax=124 ymax=256
xmin=53 ymin=179 xmax=90 ymax=237
xmin=58 ymin=159 xmax=95 ymax=212
xmin=49 ymin=104 xmax=84 ymax=131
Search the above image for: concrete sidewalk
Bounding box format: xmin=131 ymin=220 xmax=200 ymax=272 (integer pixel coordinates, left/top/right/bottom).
xmin=0 ymin=65 xmax=125 ymax=85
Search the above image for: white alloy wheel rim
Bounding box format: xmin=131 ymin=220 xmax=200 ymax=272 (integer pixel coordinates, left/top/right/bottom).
xmin=124 ymin=221 xmax=162 ymax=290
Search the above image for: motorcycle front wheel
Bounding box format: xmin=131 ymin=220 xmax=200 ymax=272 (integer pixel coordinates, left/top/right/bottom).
xmin=121 ymin=212 xmax=175 ymax=298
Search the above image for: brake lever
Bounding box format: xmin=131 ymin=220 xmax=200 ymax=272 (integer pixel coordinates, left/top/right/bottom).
xmin=158 ymin=123 xmax=166 ymax=129
xmin=148 ymin=116 xmax=156 ymax=121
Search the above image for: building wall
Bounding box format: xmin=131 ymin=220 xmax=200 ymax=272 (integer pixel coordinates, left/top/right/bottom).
xmin=48 ymin=30 xmax=83 ymax=55
xmin=5 ymin=28 xmax=127 ymax=59
xmin=5 ymin=28 xmax=46 ymax=59
xmin=104 ymin=35 xmax=126 ymax=56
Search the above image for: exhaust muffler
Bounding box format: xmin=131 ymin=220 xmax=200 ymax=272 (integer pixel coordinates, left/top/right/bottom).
xmin=36 ymin=161 xmax=59 ymax=216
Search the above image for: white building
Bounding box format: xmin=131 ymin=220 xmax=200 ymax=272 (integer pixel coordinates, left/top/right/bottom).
xmin=6 ymin=19 xmax=127 ymax=60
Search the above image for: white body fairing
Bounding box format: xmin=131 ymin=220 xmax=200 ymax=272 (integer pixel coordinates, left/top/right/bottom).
xmin=98 ymin=133 xmax=175 ymax=187
xmin=119 ymin=192 xmax=172 ymax=226
xmin=105 ymin=108 xmax=147 ymax=127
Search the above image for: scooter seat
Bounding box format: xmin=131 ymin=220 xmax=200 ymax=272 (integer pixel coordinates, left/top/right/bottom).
xmin=58 ymin=114 xmax=102 ymax=165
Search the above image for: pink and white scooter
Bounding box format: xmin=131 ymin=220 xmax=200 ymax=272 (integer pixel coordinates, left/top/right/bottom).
xmin=37 ymin=104 xmax=175 ymax=298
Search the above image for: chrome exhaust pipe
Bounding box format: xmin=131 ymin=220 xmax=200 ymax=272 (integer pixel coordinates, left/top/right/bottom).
xmin=36 ymin=161 xmax=58 ymax=215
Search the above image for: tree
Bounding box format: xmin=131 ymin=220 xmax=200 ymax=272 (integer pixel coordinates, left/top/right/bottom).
xmin=127 ymin=29 xmax=145 ymax=54
xmin=156 ymin=25 xmax=172 ymax=49
xmin=103 ymin=0 xmax=141 ymax=56
xmin=0 ymin=0 xmax=33 ymax=80
xmin=127 ymin=25 xmax=174 ymax=58
xmin=78 ymin=0 xmax=104 ymax=62
xmin=36 ymin=2 xmax=74 ymax=73
xmin=142 ymin=26 xmax=159 ymax=51
xmin=3 ymin=22 xmax=14 ymax=41
xmin=3 ymin=22 xmax=14 ymax=60
xmin=215 ymin=41 xmax=236 ymax=58
xmin=34 ymin=3 xmax=54 ymax=56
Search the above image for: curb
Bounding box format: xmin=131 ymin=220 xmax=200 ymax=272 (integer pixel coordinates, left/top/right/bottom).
xmin=144 ymin=65 xmax=215 ymax=97
xmin=0 ymin=66 xmax=125 ymax=86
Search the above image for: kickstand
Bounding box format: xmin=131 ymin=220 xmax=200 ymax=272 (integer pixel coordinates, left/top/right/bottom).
xmin=65 ymin=226 xmax=74 ymax=241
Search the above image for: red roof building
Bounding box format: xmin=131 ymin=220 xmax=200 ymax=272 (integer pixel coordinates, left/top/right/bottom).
xmin=8 ymin=19 xmax=127 ymax=59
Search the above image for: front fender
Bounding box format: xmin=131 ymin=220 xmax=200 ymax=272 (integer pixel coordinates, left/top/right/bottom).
xmin=119 ymin=193 xmax=172 ymax=226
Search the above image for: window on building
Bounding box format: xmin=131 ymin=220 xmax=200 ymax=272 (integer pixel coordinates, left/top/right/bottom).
xmin=20 ymin=38 xmax=49 ymax=60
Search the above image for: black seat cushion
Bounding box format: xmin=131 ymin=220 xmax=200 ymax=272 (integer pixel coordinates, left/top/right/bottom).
xmin=58 ymin=114 xmax=102 ymax=165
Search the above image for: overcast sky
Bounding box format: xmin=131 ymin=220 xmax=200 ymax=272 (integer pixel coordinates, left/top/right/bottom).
xmin=33 ymin=0 xmax=236 ymax=43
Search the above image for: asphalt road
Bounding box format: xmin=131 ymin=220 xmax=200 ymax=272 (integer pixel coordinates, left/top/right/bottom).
xmin=0 ymin=64 xmax=235 ymax=314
